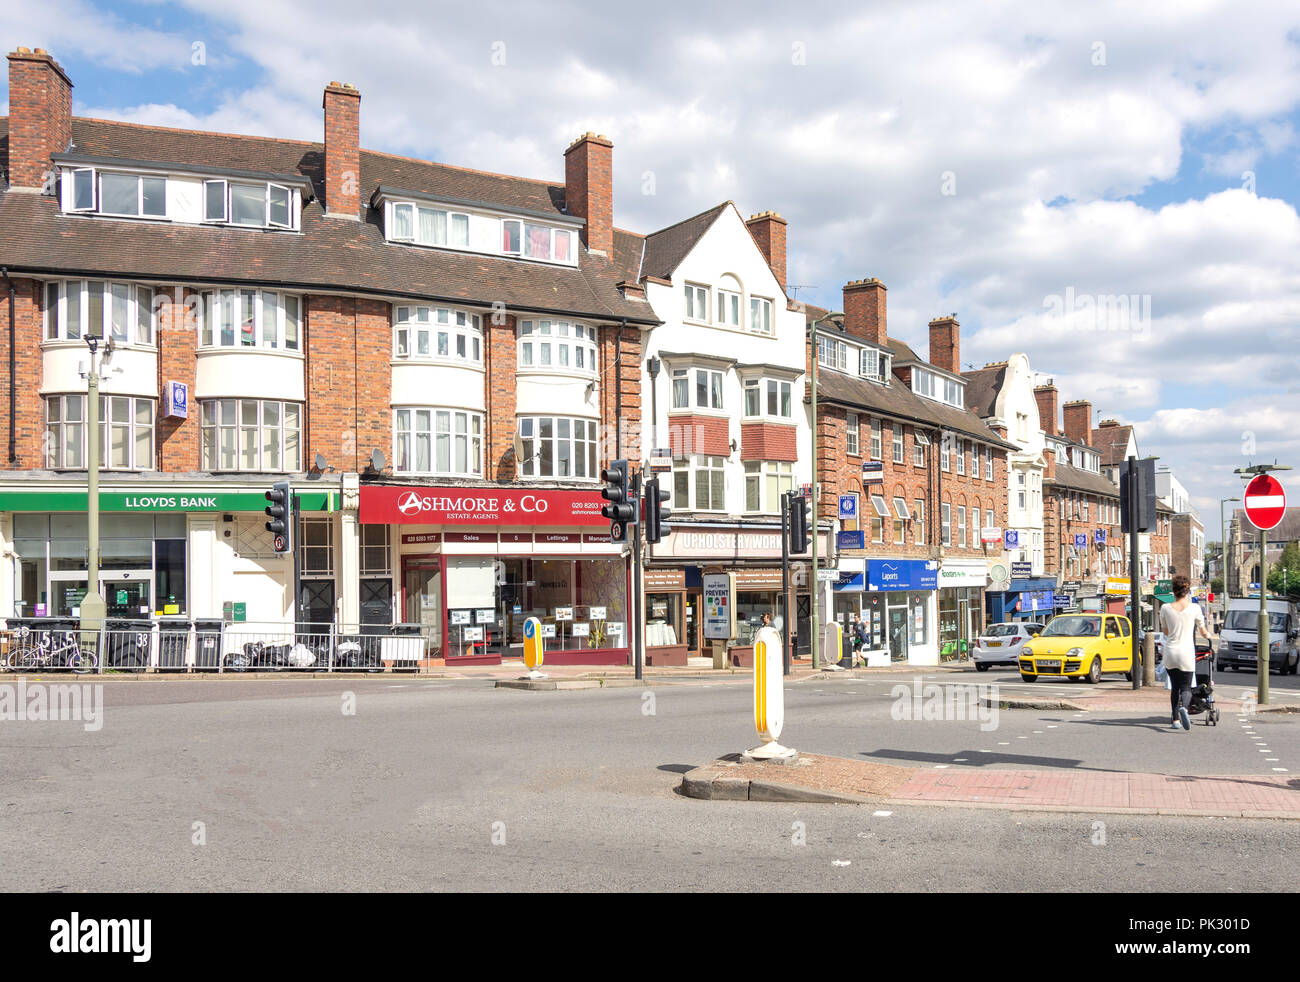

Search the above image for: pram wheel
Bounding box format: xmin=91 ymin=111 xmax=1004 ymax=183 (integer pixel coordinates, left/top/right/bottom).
xmin=1208 ymin=708 xmax=1220 ymax=725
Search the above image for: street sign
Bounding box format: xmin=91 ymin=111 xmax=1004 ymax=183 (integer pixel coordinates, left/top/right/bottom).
xmin=816 ymin=569 xmax=841 ymax=582
xmin=1243 ymin=473 xmax=1286 ymax=531
xmin=1004 ymin=530 xmax=1020 ymax=549
xmin=1011 ymin=561 xmax=1032 ymax=578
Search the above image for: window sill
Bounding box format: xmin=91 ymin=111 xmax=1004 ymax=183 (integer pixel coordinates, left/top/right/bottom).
xmin=393 ymin=357 xmax=485 ymax=372
xmin=740 ymin=415 xmax=795 ymax=424
xmin=197 ymin=346 xmax=305 ymax=358
xmin=515 ymin=367 xmax=599 ymax=380
xmin=394 ymin=472 xmax=485 ymax=480
xmin=387 ymin=237 xmax=579 ymax=269
xmin=667 ymin=408 xmax=729 ymax=419
xmin=42 ymin=339 xmax=157 ymax=353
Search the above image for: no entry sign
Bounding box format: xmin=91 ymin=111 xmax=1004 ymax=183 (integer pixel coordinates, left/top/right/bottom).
xmin=1243 ymin=474 xmax=1287 ymax=531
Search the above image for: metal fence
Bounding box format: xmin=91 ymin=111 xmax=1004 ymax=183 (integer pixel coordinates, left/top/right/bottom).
xmin=0 ymin=620 xmax=429 ymax=674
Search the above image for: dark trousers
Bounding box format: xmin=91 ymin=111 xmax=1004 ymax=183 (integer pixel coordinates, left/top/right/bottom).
xmin=1168 ymin=668 xmax=1195 ymax=716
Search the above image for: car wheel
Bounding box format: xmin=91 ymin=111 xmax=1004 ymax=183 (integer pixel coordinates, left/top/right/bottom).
xmin=1020 ymin=674 xmax=1037 ymax=683
xmin=1123 ymin=671 xmax=1132 ymax=682
xmin=1086 ymin=657 xmax=1102 ymax=684
xmin=975 ymin=662 xmax=989 ymax=672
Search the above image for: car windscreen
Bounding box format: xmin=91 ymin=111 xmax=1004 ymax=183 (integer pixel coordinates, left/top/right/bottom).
xmin=985 ymin=624 xmax=1022 ymax=636
xmin=1224 ymin=610 xmax=1288 ymax=634
xmin=1041 ymin=616 xmax=1099 ymax=637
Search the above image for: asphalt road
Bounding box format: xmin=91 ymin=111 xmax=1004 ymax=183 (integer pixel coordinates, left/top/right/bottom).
xmin=0 ymin=673 xmax=1296 ymax=891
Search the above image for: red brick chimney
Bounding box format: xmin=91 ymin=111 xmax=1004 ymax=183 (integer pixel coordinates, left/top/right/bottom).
xmin=928 ymin=315 xmax=960 ymax=374
xmin=1033 ymin=381 xmax=1059 ymax=436
xmin=745 ymin=211 xmax=787 ymax=294
xmin=842 ymin=278 xmax=887 ymax=345
xmin=322 ymin=81 xmax=361 ymax=219
xmin=1062 ymin=399 xmax=1092 ymax=447
xmin=1042 ymin=443 xmax=1056 ymax=481
xmin=564 ymin=133 xmax=613 ymax=256
xmin=5 ymin=47 xmax=73 ymax=190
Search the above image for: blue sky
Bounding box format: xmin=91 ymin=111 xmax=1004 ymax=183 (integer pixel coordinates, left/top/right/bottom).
xmin=5 ymin=1 xmax=1300 ymax=529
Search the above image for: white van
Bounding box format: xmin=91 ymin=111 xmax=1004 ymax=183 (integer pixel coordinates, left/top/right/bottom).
xmin=1216 ymin=598 xmax=1299 ymax=675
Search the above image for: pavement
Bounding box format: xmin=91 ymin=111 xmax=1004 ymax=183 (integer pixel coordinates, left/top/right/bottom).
xmin=682 ymin=752 xmax=1300 ymax=819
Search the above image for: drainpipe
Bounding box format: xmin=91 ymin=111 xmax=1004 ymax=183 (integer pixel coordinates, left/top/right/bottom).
xmin=3 ymin=268 xmax=14 ymax=464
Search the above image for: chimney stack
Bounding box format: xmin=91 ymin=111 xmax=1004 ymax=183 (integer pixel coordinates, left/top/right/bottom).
xmin=1033 ymin=381 xmax=1059 ymax=436
xmin=745 ymin=211 xmax=788 ymax=294
xmin=1062 ymin=399 xmax=1093 ymax=447
xmin=5 ymin=47 xmax=73 ymax=190
xmin=927 ymin=315 xmax=960 ymax=374
xmin=564 ymin=133 xmax=613 ymax=256
xmin=842 ymin=278 xmax=887 ymax=345
xmin=322 ymin=81 xmax=361 ymax=219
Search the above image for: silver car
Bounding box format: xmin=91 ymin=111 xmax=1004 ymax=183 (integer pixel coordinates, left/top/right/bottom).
xmin=973 ymin=622 xmax=1046 ymax=670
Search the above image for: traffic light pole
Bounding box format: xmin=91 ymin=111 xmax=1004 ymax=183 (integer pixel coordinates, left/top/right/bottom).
xmin=1128 ymin=455 xmax=1141 ymax=691
xmin=291 ymin=489 xmax=302 ymax=630
xmin=631 ymin=470 xmax=644 ymax=682
xmin=780 ymin=491 xmax=792 ymax=676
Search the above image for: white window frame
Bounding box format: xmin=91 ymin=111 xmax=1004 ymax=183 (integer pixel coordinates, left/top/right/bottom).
xmin=870 ymin=418 xmax=882 ymax=461
xmin=817 ymin=336 xmax=849 ymax=371
xmin=200 ymin=398 xmax=302 ymax=473
xmin=198 ymin=289 xmax=303 ymax=351
xmin=515 ymin=319 xmax=595 ymax=375
xmin=516 ymin=416 xmax=599 ymax=481
xmin=684 ymin=283 xmax=710 ymax=323
xmin=892 ymin=425 xmax=904 ymax=464
xmin=394 ymin=407 xmax=484 ymax=477
xmin=742 ymin=377 xmax=792 ymax=420
xmin=96 ymin=171 xmax=167 ymax=219
xmin=846 ymin=412 xmax=859 ymax=456
xmin=744 ymin=460 xmax=793 ymax=513
xmin=717 ymin=287 xmax=742 ymax=327
xmin=45 ymin=394 xmax=154 ymax=471
xmin=749 ymin=296 xmax=773 ymax=335
xmin=69 ymin=167 xmax=97 ymax=212
xmin=914 ymin=499 xmax=926 ymax=546
xmin=44 ymin=280 xmax=157 ymax=347
xmin=956 ymin=439 xmax=966 ymax=475
xmin=674 ymin=454 xmax=726 ymax=511
xmin=692 ymin=368 xmax=724 ymax=411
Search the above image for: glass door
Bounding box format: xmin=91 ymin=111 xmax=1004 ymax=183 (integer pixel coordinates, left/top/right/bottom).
xmin=101 ymin=570 xmax=152 ymax=619
xmin=403 ymin=560 xmax=441 ymax=656
xmin=49 ymin=572 xmax=88 ymax=618
xmin=888 ymin=602 xmax=909 ymax=662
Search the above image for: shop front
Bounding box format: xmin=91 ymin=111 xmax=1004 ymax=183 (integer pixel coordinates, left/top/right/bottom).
xmin=835 ymin=558 xmax=938 ymax=665
xmin=937 ymin=559 xmax=987 ymax=658
xmin=360 ymin=485 xmax=628 ymax=666
xmin=646 ymin=522 xmax=828 ymax=666
xmin=985 ymin=576 xmax=1057 ymax=624
xmin=0 ymin=484 xmax=339 ymax=627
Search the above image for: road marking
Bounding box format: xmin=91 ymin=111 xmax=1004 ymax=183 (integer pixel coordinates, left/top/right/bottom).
xmin=934 ymin=764 xmax=949 ymax=769
xmin=1272 ymin=768 xmax=1289 ymax=772
xmin=1266 ymin=758 xmax=1279 ymax=761
xmin=998 ymin=741 xmax=1010 ymax=745
xmin=1047 ymin=725 xmax=1058 ymax=728
xmin=1033 ymin=730 xmax=1043 ymax=734
xmin=1017 ymin=735 xmax=1028 ymax=739
xmin=953 ymin=758 xmax=968 ymax=762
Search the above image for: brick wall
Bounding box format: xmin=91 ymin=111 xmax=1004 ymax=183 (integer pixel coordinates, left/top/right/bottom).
xmin=745 ymin=211 xmax=787 ymax=294
xmin=564 ymin=134 xmax=613 ymax=256
xmin=486 ymin=314 xmax=518 ymax=481
xmin=1063 ymin=399 xmax=1092 ymax=447
xmin=157 ymin=288 xmax=199 ymax=470
xmin=842 ymin=278 xmax=886 ymax=345
xmin=740 ymin=422 xmax=797 ymax=462
xmin=322 ymin=83 xmax=361 ymax=219
xmin=927 ymin=317 xmax=959 ymax=375
xmin=667 ymin=414 xmax=727 ymax=458
xmin=303 ymin=294 xmax=390 ymax=472
xmin=0 ymin=277 xmax=44 ymax=466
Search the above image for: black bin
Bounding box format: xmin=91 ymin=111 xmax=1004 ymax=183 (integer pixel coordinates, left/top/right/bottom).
xmin=105 ymin=618 xmax=152 ymax=670
xmin=157 ymin=618 xmax=192 ymax=669
xmin=193 ymin=619 xmax=223 ymax=670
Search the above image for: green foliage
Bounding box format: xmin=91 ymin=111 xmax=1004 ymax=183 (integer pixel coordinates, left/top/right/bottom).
xmin=1267 ymin=542 xmax=1300 ymax=600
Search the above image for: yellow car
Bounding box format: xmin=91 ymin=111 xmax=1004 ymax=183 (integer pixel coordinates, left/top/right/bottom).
xmin=1018 ymin=613 xmax=1135 ymax=684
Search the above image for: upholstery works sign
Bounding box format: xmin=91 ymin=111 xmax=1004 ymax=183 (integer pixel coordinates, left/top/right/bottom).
xmin=360 ymin=486 xmax=605 ymax=526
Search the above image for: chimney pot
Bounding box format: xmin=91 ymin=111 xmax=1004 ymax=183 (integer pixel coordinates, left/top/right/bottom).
xmin=841 ymin=278 xmax=888 ymax=345
xmin=927 ymin=315 xmax=960 ymax=375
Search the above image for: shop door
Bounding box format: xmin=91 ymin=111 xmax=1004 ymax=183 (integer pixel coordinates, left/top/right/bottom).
xmin=300 ymin=580 xmax=336 ymax=628
xmin=957 ymin=598 xmax=971 ymax=658
xmin=101 ymin=570 xmax=152 ymax=619
xmin=360 ymin=579 xmax=393 ymax=628
xmin=684 ymin=591 xmax=699 ymax=653
xmin=49 ymin=572 xmax=88 ymax=618
xmin=888 ymin=604 xmax=909 ymax=662
xmin=402 ymin=561 xmax=442 ymax=655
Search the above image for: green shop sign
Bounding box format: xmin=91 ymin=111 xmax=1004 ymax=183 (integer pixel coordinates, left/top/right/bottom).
xmin=0 ymin=490 xmax=338 ymax=513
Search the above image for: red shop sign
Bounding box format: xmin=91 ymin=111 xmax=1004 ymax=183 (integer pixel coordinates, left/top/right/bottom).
xmin=361 ymin=486 xmax=606 ymax=527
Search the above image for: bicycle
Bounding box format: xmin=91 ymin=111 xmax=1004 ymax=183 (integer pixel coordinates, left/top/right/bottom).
xmin=5 ymin=626 xmax=99 ymax=674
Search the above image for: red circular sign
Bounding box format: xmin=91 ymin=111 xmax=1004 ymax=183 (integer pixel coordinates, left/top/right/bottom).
xmin=1243 ymin=474 xmax=1287 ymax=531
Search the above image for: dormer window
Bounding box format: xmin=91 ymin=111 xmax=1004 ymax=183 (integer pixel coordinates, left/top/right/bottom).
xmin=913 ymin=367 xmax=964 ymax=408
xmin=393 ymin=204 xmax=471 ymax=248
xmin=378 ymin=193 xmax=576 ymax=264
xmin=201 ymin=180 xmax=296 ymax=229
xmin=860 ymin=347 xmax=891 ymax=382
xmin=817 ymin=336 xmax=849 ymax=371
xmin=99 ymin=172 xmax=167 ymax=218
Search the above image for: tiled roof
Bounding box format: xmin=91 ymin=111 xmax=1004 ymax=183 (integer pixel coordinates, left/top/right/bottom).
xmin=1233 ymin=507 xmax=1300 ymax=543
xmin=640 ymin=202 xmax=729 ymax=281
xmin=0 ymin=117 xmax=656 ymax=323
xmin=1092 ymin=423 xmax=1135 ymax=466
xmin=1048 ymin=461 xmax=1120 ymax=498
xmin=961 ymin=365 xmax=1006 ymax=419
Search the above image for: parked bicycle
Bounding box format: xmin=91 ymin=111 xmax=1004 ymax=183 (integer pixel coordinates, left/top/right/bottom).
xmin=5 ymin=626 xmax=98 ymax=674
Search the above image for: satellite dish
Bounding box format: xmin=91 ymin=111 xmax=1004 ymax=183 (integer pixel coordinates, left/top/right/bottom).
xmin=370 ymin=449 xmax=386 ymax=473
xmin=314 ymin=453 xmax=328 ymax=471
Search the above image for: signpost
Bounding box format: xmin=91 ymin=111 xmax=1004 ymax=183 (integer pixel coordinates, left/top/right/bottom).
xmin=1243 ymin=471 xmax=1288 ymax=706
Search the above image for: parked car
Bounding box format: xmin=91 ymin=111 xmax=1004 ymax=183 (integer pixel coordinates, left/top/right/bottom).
xmin=1018 ymin=613 xmax=1135 ymax=684
xmin=972 ymin=622 xmax=1045 ymax=670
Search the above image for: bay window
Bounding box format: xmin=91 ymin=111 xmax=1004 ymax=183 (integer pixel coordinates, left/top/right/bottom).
xmin=45 ymin=394 xmax=154 ymax=471
xmin=517 ymin=416 xmax=598 ymax=479
xmin=749 ymin=297 xmax=773 ymax=335
xmin=199 ymin=289 xmax=301 ymax=350
xmin=395 ymin=408 xmax=483 ymax=477
xmin=201 ymin=399 xmax=301 ymax=472
xmin=673 ymin=455 xmax=726 ymax=511
xmin=744 ymin=460 xmax=793 ymax=513
xmin=44 ymin=280 xmax=155 ymax=346
xmin=396 ymin=306 xmax=484 ymax=363
xmin=517 ymin=320 xmax=597 ymax=373
xmin=743 ymin=378 xmax=792 ymax=419
xmin=672 ymin=367 xmax=723 ymax=411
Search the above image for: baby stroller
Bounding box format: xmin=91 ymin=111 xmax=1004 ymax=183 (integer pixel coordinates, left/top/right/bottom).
xmin=1187 ymin=640 xmax=1220 ymax=726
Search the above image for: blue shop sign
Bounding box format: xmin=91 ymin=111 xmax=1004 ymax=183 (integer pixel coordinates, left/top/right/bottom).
xmin=1004 ymin=529 xmax=1020 ymax=549
xmin=1094 ymin=528 xmax=1106 ymax=544
xmin=164 ymin=380 xmax=188 ymax=419
xmin=1017 ymin=589 xmax=1055 ymax=612
xmin=866 ymin=559 xmax=938 ymax=592
xmin=1073 ymin=533 xmax=1087 ymax=548
xmin=837 ymin=529 xmax=865 ymax=550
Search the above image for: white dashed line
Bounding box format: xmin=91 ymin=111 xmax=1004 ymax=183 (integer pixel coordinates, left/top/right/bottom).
xmin=934 ymin=764 xmax=949 ymax=769
xmin=1273 ymin=768 xmax=1289 ymax=772
xmin=873 ymin=810 xmax=893 ymax=817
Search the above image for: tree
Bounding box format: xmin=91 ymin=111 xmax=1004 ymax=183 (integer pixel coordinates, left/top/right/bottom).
xmin=1267 ymin=542 xmax=1300 ymax=600
xmin=1209 ymin=576 xmax=1224 ymax=595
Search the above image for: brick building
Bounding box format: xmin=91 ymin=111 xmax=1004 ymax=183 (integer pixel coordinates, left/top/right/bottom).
xmin=803 ymin=284 xmax=1014 ymax=664
xmin=0 ymin=47 xmax=660 ymax=665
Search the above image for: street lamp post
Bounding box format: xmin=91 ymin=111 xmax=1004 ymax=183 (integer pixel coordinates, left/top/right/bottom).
xmin=80 ymin=336 xmax=108 ymax=634
xmin=808 ymin=311 xmax=844 ymax=672
xmin=1219 ymin=496 xmax=1239 ymax=632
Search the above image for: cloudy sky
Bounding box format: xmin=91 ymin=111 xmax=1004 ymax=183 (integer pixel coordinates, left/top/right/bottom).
xmin=4 ymin=0 xmax=1298 ymax=529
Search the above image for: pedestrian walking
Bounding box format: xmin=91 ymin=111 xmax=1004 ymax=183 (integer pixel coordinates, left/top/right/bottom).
xmin=1159 ymin=573 xmax=1214 ymax=731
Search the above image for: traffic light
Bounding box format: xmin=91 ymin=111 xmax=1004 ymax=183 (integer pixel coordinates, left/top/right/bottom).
xmin=644 ymin=476 xmax=672 ymax=544
xmin=600 ymin=460 xmax=635 ymax=543
xmin=264 ymin=481 xmax=293 ymax=554
xmin=1120 ymin=457 xmax=1156 ymax=534
xmin=787 ymin=489 xmax=810 ymax=554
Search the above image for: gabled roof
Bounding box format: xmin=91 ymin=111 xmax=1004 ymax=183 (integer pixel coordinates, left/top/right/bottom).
xmin=0 ymin=117 xmax=656 ymax=323
xmin=961 ymin=364 xmax=1007 ymax=419
xmin=1233 ymin=507 xmax=1300 ymax=544
xmin=1092 ymin=423 xmax=1136 ymax=467
xmin=639 ymin=202 xmax=730 ymax=281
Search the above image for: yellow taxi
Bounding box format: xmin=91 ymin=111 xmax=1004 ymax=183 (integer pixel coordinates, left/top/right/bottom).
xmin=1018 ymin=613 xmax=1134 ymax=683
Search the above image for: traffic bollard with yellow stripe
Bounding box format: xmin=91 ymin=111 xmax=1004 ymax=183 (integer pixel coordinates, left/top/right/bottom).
xmin=521 ymin=616 xmax=547 ymax=679
xmin=824 ymin=621 xmax=845 ymax=671
xmin=745 ymin=625 xmax=796 ymax=760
